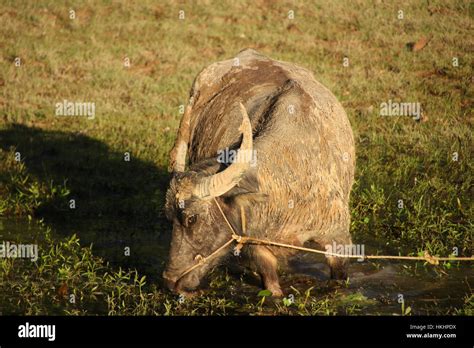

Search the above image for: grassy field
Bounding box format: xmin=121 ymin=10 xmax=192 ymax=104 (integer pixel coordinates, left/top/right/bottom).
xmin=0 ymin=0 xmax=472 ymax=315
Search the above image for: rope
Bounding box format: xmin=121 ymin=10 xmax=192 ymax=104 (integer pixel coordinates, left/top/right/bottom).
xmin=232 ymin=236 xmax=474 ymax=264
xmin=176 ymin=198 xmax=473 ymax=280
xmin=177 ymin=238 xmax=235 ymax=280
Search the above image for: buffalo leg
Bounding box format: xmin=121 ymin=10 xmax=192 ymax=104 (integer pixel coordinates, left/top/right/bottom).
xmin=318 ymin=230 xmax=352 ymax=280
xmin=249 ymin=245 xmax=283 ymax=296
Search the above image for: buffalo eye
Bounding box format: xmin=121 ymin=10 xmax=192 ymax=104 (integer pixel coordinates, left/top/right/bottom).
xmin=185 ymin=214 xmax=198 ymax=227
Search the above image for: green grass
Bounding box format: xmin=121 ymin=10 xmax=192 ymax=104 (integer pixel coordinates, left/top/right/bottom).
xmin=0 ymin=219 xmax=381 ymax=316
xmin=0 ymin=0 xmax=472 ymax=315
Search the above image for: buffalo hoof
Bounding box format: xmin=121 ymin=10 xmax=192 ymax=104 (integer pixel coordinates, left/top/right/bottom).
xmin=330 ymin=268 xmax=348 ymax=280
xmin=267 ymin=285 xmax=283 ymax=297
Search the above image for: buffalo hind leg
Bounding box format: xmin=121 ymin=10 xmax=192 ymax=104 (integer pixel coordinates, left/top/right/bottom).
xmin=249 ymin=245 xmax=283 ymax=297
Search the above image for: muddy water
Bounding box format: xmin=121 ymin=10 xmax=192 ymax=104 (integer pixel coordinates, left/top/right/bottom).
xmin=288 ymin=253 xmax=473 ymax=315
xmin=1 ymin=218 xmax=472 ymax=315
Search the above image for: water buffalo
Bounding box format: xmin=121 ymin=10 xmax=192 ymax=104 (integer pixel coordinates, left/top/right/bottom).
xmin=163 ymin=49 xmax=355 ymax=296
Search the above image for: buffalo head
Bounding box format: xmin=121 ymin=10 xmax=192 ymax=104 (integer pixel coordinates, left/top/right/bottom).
xmin=163 ymin=103 xmax=254 ymax=294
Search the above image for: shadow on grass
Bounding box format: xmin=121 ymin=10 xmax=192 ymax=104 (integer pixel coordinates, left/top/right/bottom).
xmin=0 ymin=123 xmax=172 ymax=281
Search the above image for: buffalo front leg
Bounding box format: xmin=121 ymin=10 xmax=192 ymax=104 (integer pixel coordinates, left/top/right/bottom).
xmin=316 ymin=203 xmax=353 ymax=280
xmin=320 ymin=232 xmax=352 ymax=280
xmin=249 ymin=245 xmax=283 ymax=297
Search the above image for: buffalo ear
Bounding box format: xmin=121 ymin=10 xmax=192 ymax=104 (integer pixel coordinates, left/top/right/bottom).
xmin=232 ymin=192 xmax=268 ymax=208
xmin=221 ymin=192 xmax=268 ymax=235
xmin=220 ymin=170 xmax=267 ymax=208
xmin=222 ymin=169 xmax=260 ymax=196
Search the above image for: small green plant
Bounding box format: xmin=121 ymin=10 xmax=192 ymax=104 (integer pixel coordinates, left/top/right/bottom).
xmin=257 ymin=289 xmax=272 ymax=311
xmin=401 ymin=301 xmax=412 ymax=316
xmin=282 ymin=297 xmax=293 ymax=307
